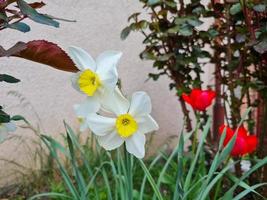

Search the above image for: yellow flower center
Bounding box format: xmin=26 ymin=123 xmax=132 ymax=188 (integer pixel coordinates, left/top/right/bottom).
xmin=116 ymin=114 xmax=138 ymax=138
xmin=78 ymin=69 xmax=101 ymax=96
xmin=78 ymin=117 xmax=84 ymax=123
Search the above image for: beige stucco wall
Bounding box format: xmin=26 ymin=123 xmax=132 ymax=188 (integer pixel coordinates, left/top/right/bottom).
xmin=0 ymin=0 xmax=213 ymax=184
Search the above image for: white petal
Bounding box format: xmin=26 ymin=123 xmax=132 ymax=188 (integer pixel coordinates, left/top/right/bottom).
xmin=101 ymin=87 xmax=130 ymax=116
xmin=68 ymin=46 xmax=96 ymax=71
xmin=129 ymin=92 xmax=152 ymax=117
xmin=0 ymin=131 xmax=7 ymax=143
xmin=0 ymin=123 xmax=15 ymax=143
xmin=96 ymin=51 xmax=122 ymax=78
xmin=71 ymin=73 xmax=82 ymax=93
xmin=97 ymin=130 xmax=124 ymax=150
xmin=5 ymin=122 xmax=16 ymax=132
xmin=100 ymin=68 xmax=118 ymax=91
xmin=126 ymin=131 xmax=145 ymax=159
xmin=87 ymin=113 xmax=116 ymax=136
xmin=0 ymin=124 xmax=7 ymax=133
xmin=74 ymin=96 xmax=100 ymax=118
xmin=79 ymin=121 xmax=88 ymax=132
xmin=136 ymin=115 xmax=159 ymax=134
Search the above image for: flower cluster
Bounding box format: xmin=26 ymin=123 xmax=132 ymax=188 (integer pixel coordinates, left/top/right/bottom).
xmin=182 ymin=88 xmax=258 ymax=157
xmin=219 ymin=125 xmax=257 ymax=157
xmin=68 ymin=47 xmax=159 ymax=158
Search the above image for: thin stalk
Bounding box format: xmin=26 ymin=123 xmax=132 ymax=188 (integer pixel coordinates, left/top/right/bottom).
xmin=124 ymin=145 xmax=133 ymax=200
xmin=192 ymin=113 xmax=200 ymax=154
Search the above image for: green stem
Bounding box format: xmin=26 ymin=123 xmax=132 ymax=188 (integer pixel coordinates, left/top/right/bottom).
xmin=124 ymin=145 xmax=133 ymax=200
xmin=192 ymin=113 xmax=200 ymax=154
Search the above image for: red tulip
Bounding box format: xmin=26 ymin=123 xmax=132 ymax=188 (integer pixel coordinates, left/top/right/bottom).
xmin=219 ymin=125 xmax=257 ymax=157
xmin=182 ymin=89 xmax=216 ymax=111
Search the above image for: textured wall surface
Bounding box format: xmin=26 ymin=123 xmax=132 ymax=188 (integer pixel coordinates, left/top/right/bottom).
xmin=0 ymin=0 xmax=213 ymax=183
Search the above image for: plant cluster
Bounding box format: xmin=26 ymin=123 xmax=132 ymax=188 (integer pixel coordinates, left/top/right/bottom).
xmin=122 ymin=0 xmax=267 ymax=194
xmin=0 ymin=0 xmax=77 ymax=141
xmin=0 ymin=0 xmax=267 ymax=199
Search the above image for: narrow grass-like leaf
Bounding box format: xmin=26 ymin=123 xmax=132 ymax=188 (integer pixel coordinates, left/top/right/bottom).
xmin=41 ymin=136 xmax=80 ymax=199
xmin=29 ymin=192 xmax=72 ymax=200
xmin=154 ymin=141 xmax=180 ymax=199
xmin=222 ymin=156 xmax=267 ymax=199
xmin=197 ymin=128 xmax=235 ymax=199
xmin=228 ymin=174 xmax=266 ymax=199
xmin=199 ymin=162 xmax=238 ymax=200
xmin=139 ymin=153 xmax=162 ymax=200
xmin=173 ymin=132 xmax=185 ymax=200
xmin=65 ymin=130 xmax=86 ymax=198
xmin=232 ymin=183 xmax=267 ymax=200
xmin=184 ymin=117 xmax=211 ymax=192
xmin=84 ymin=161 xmax=111 ymax=193
xmin=138 ymin=159 xmax=164 ymax=200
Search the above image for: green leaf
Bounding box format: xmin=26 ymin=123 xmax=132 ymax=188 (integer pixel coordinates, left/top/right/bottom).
xmin=121 ymin=26 xmax=131 ymax=40
xmin=179 ymin=25 xmax=193 ymax=36
xmin=28 ymin=192 xmax=72 ymax=200
xmin=148 ymin=0 xmax=161 ymax=6
xmin=230 ymin=3 xmax=242 ymax=15
xmin=187 ymin=18 xmax=203 ymax=27
xmin=254 ymin=40 xmax=267 ymax=54
xmin=0 ymin=74 xmax=20 ymax=83
xmin=167 ymin=25 xmax=180 ymax=34
xmin=184 ymin=118 xmax=211 ymax=192
xmin=148 ymin=73 xmax=161 ymax=81
xmin=140 ymin=51 xmax=156 ymax=60
xmin=0 ymin=109 xmax=10 ymax=123
xmin=157 ymin=53 xmax=174 ymax=61
xmin=127 ymin=12 xmax=140 ymax=22
xmin=222 ymin=156 xmax=267 ymax=199
xmin=17 ymin=0 xmax=59 ymax=27
xmin=139 ymin=20 xmax=148 ymax=29
xmin=192 ymin=6 xmax=205 ymax=14
xmin=0 ymin=12 xmax=8 ymax=21
xmin=7 ymin=22 xmax=31 ymax=33
xmin=138 ymin=159 xmax=164 ymax=200
xmin=11 ymin=115 xmax=25 ymax=121
xmin=208 ymin=29 xmax=219 ymax=38
xmin=253 ymin=4 xmax=266 ymax=12
xmin=165 ymin=1 xmax=176 ymax=8
xmin=232 ymin=183 xmax=267 ymax=200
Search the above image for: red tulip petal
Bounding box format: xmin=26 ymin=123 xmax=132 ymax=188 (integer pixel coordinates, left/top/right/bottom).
xmin=245 ymin=135 xmax=257 ymax=154
xmin=190 ymin=89 xmax=215 ymax=111
xmin=207 ymin=90 xmax=216 ymax=101
xmin=182 ymin=93 xmax=193 ymax=106
xmin=231 ymin=136 xmax=247 ymax=157
xmin=236 ymin=126 xmax=248 ymax=137
xmin=190 ymin=89 xmax=202 ymax=101
xmin=219 ymin=125 xmax=234 ymax=145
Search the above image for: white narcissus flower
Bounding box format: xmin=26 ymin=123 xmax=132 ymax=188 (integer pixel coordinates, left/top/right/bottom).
xmin=86 ymin=89 xmax=159 ymax=159
xmin=68 ymin=46 xmax=122 ymax=113
xmin=0 ymin=122 xmax=16 ymax=143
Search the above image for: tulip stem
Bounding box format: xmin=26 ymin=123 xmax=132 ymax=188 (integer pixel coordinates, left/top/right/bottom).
xmin=192 ymin=112 xmax=201 ymax=154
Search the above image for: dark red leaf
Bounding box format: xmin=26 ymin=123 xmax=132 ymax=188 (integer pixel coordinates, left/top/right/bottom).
xmin=14 ymin=1 xmax=46 ymax=9
xmin=28 ymin=2 xmax=46 ymax=9
xmin=14 ymin=40 xmax=78 ymax=72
